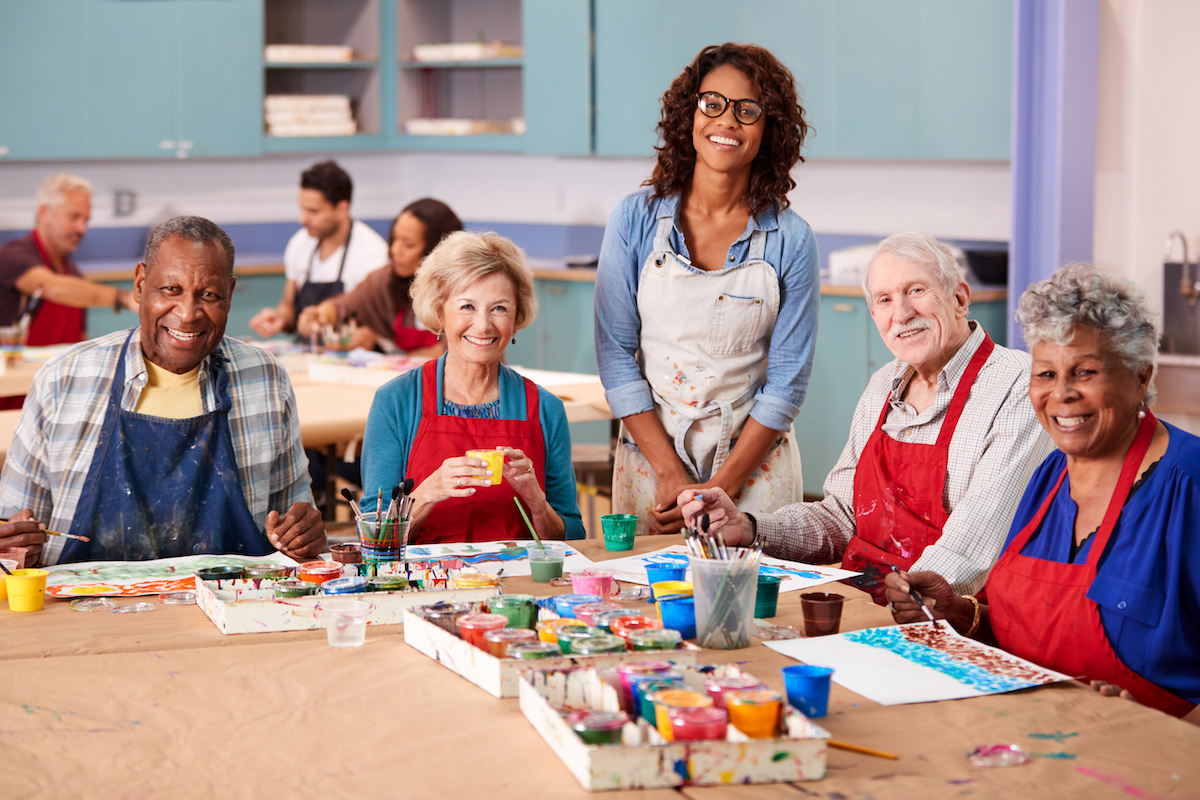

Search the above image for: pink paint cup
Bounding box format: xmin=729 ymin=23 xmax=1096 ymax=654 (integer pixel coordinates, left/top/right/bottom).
xmin=570 ymin=569 xmax=620 ymax=600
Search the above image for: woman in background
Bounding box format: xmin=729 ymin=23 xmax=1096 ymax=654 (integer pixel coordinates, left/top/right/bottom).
xmin=595 ymin=42 xmax=820 ymax=534
xmin=360 ymin=231 xmax=584 ymax=543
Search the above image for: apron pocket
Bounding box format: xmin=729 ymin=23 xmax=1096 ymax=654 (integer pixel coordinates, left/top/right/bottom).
xmin=710 ymin=294 xmax=764 ymax=356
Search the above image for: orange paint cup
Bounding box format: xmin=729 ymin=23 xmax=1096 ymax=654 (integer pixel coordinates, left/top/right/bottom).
xmin=725 ymin=689 xmax=783 ymax=739
xmin=466 ymin=450 xmax=505 ymax=485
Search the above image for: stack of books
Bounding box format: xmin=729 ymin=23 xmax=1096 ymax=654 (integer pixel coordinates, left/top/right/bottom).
xmin=265 ymin=95 xmax=357 ymax=137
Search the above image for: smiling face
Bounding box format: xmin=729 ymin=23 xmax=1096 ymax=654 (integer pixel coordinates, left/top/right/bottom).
xmin=692 ymin=64 xmax=764 ymax=179
xmin=439 ymin=272 xmax=517 ymax=370
xmin=390 ymin=212 xmax=428 ymax=279
xmin=1029 ymin=325 xmax=1152 ymax=463
xmin=135 ymin=236 xmax=235 ymax=374
xmin=298 ymin=188 xmax=347 ymax=242
xmin=867 ymin=254 xmax=972 ymax=378
xmin=37 ymin=189 xmax=91 ymax=259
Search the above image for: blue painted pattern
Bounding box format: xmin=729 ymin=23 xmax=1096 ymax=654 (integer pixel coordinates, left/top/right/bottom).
xmin=843 ymin=627 xmax=1037 ymax=694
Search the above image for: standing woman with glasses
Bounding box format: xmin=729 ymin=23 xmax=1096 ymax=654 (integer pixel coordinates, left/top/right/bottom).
xmin=595 ymin=43 xmax=819 ymax=535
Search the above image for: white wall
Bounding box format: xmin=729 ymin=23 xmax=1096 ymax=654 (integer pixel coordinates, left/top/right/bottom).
xmin=1094 ymin=0 xmax=1200 ymax=303
xmin=0 ymin=151 xmax=1011 ymax=243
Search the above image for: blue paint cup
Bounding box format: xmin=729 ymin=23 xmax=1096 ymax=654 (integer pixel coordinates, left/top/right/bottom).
xmin=552 ymin=593 xmax=602 ymax=619
xmin=645 ymin=563 xmax=687 ymax=600
xmin=782 ymin=665 xmax=835 ymax=718
xmin=657 ymin=596 xmax=697 ymax=640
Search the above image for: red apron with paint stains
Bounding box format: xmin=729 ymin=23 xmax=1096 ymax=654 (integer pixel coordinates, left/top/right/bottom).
xmin=842 ymin=334 xmax=994 ymax=602
xmin=28 ymin=231 xmax=85 ymax=346
xmin=406 ymin=360 xmax=547 ymax=544
xmin=987 ymin=412 xmax=1195 ymax=717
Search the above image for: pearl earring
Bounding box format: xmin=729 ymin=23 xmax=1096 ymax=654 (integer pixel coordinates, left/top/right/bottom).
xmin=436 ymin=330 xmax=442 ymax=341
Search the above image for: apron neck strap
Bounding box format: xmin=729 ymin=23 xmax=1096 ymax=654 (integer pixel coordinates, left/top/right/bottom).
xmin=1085 ymin=411 xmax=1158 ymax=567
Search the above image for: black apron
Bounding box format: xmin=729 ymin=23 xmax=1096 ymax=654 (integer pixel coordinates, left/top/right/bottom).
xmin=293 ymin=223 xmax=352 ymax=344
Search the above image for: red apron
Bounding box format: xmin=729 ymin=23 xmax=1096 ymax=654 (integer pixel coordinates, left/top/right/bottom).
xmin=987 ymin=412 xmax=1195 ymax=717
xmin=29 ymin=231 xmax=86 ymax=346
xmin=406 ymin=360 xmax=547 ymax=544
xmin=842 ymin=333 xmax=994 ymax=602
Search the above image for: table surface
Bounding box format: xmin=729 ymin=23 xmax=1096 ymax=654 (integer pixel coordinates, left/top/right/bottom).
xmin=5 ymin=535 xmax=1197 ymax=799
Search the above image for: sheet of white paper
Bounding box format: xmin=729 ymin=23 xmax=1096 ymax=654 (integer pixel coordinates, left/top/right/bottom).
xmin=594 ymin=545 xmax=858 ymax=593
xmin=400 ymin=540 xmax=594 ymax=577
xmin=764 ymin=621 xmax=1073 ymax=705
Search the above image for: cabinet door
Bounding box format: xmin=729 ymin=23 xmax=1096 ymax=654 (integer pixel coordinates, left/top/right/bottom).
xmin=83 ymin=0 xmax=177 ymax=158
xmin=522 ymin=0 xmax=590 ymax=155
xmin=0 ymin=0 xmax=86 ymax=160
xmin=177 ymin=0 xmax=263 ymax=157
xmin=538 ymin=279 xmax=597 ymax=375
xmin=792 ymin=296 xmax=871 ymax=497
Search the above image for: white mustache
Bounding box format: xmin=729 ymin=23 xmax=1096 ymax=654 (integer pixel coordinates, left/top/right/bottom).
xmin=889 ymin=319 xmax=931 ymax=340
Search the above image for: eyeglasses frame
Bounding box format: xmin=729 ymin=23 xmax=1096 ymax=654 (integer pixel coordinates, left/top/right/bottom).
xmin=694 ymin=91 xmax=765 ymax=126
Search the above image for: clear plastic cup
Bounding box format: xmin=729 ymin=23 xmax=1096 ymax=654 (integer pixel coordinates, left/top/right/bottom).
xmin=690 ymin=550 xmax=762 ymax=650
xmin=527 ymin=543 xmax=565 ymax=583
xmin=323 ymin=599 xmax=370 ymax=648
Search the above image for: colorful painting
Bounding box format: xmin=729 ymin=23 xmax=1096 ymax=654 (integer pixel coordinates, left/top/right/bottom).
xmin=765 ymin=621 xmax=1072 ymax=705
xmin=595 ymin=545 xmax=859 ymax=593
xmin=400 ymin=540 xmax=595 ymax=577
xmin=44 ymin=552 xmax=299 ymax=598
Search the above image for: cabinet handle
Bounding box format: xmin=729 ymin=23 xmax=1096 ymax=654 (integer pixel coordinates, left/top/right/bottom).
xmin=546 ymin=285 xmax=567 ymax=295
xmin=159 ymin=140 xmax=176 ymax=149
xmin=832 ymin=303 xmax=856 ymax=312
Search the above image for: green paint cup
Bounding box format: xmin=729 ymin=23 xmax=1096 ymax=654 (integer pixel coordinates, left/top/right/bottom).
xmin=600 ymin=514 xmax=638 ymax=551
xmin=527 ymin=544 xmax=565 ymax=583
xmin=755 ymin=574 xmax=783 ymax=618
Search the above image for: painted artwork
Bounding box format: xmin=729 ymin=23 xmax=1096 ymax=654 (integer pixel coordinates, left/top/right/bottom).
xmin=44 ymin=552 xmax=299 ymax=598
xmin=765 ymin=621 xmax=1073 ymax=705
xmin=595 ymin=545 xmax=859 ymax=593
xmin=400 ymin=540 xmax=594 ymax=577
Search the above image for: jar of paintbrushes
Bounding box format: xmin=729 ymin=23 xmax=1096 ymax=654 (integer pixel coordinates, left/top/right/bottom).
xmin=686 ymin=521 xmax=762 ymax=649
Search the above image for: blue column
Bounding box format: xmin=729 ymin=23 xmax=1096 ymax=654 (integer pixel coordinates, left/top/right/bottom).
xmin=1009 ymin=0 xmax=1101 ymax=348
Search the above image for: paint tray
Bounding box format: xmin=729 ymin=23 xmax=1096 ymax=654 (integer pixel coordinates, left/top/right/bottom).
xmin=402 ymin=607 xmax=701 ymax=699
xmin=195 ymin=576 xmax=500 ymax=635
xmin=518 ymin=663 xmax=829 ymax=791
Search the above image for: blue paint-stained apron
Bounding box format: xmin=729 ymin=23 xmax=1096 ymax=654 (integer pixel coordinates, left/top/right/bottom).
xmin=59 ymin=332 xmax=272 ymax=562
xmin=613 ymin=212 xmax=803 ymax=535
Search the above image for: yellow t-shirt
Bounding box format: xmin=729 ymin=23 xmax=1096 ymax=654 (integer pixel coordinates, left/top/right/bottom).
xmin=135 ymin=360 xmax=204 ymax=418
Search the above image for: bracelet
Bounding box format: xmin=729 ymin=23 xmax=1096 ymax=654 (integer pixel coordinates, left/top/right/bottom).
xmin=962 ymin=594 xmax=981 ymax=637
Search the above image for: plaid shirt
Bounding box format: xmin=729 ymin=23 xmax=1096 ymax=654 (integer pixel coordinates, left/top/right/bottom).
xmin=753 ymin=323 xmax=1054 ymax=594
xmin=0 ymin=330 xmax=312 ymax=565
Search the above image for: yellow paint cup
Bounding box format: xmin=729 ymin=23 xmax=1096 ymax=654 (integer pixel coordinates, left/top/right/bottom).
xmin=466 ymin=449 xmax=505 ymax=485
xmin=7 ymin=568 xmax=49 ymax=612
xmin=653 ymin=581 xmax=693 ymax=617
xmin=536 ymin=618 xmax=586 ymax=644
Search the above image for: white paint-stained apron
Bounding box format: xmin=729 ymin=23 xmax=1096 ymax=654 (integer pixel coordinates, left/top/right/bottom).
xmin=613 ymin=214 xmax=803 ymax=534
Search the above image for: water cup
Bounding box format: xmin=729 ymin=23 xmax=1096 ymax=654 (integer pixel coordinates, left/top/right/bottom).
xmin=755 ymin=574 xmax=783 ymax=618
xmin=0 ymin=559 xmax=19 ymax=601
xmin=0 ymin=324 xmax=26 ymax=365
xmin=800 ymin=592 xmax=846 ymax=636
xmin=6 ymin=568 xmax=48 ymax=611
xmin=323 ymin=599 xmax=370 ymax=648
xmin=600 ymin=513 xmax=638 ymax=551
xmin=645 ymin=562 xmax=687 ymax=600
xmin=466 ymin=449 xmax=505 ymax=485
xmin=358 ymin=515 xmax=405 ymax=562
xmin=527 ymin=543 xmax=565 ymax=583
xmin=782 ymin=665 xmax=835 ymax=718
xmin=690 ymin=549 xmax=762 ymax=649
xmin=657 ymin=596 xmax=697 ymax=639
xmin=571 ymin=569 xmax=620 ymax=600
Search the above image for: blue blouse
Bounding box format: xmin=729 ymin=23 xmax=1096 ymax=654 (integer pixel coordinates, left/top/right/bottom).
xmin=1003 ymin=421 xmax=1200 ymax=704
xmin=359 ymin=355 xmax=585 ymax=540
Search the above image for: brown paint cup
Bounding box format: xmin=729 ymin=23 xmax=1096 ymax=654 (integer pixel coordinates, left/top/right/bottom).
xmin=800 ymin=592 xmax=845 ymax=636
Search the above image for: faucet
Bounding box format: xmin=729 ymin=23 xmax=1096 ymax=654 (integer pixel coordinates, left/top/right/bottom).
xmin=1165 ymin=231 xmax=1198 ymax=306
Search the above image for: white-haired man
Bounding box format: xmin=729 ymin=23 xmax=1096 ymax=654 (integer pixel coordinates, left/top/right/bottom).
xmin=0 ymin=174 xmax=138 ymax=346
xmin=681 ymin=231 xmax=1053 ymax=602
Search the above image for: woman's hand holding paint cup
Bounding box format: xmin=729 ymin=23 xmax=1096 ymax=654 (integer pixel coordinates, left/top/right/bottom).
xmin=466 ymin=449 xmax=506 ymax=485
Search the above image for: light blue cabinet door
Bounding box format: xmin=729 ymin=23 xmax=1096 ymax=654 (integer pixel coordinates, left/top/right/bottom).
xmin=792 ymin=296 xmax=871 ymax=496
xmin=523 ymin=0 xmax=590 ymax=155
xmin=0 ymin=0 xmax=86 ymax=159
xmin=538 ymin=279 xmax=598 ymax=375
xmin=83 ymin=0 xmax=177 ymax=158
xmin=177 ymin=0 xmax=263 ymax=157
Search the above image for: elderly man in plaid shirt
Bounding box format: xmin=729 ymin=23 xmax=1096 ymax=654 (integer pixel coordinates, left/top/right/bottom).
xmin=0 ymin=216 xmax=325 ymax=566
xmin=681 ymin=232 xmax=1052 ymax=602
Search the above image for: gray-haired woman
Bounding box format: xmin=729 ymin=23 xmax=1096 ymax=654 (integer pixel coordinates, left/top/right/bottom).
xmin=886 ymin=262 xmax=1199 ymax=722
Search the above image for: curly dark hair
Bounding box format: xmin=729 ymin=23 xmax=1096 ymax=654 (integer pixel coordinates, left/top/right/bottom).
xmin=645 ymin=43 xmax=809 ymax=217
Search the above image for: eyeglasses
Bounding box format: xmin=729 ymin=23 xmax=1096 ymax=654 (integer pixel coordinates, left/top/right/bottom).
xmin=695 ymin=91 xmax=764 ymax=125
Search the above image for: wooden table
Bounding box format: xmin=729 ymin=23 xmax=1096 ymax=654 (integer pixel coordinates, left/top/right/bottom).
xmin=4 ymin=535 xmax=1197 ymax=799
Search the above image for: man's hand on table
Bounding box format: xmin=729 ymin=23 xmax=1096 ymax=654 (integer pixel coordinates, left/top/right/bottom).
xmin=266 ymin=502 xmax=326 ymax=560
xmin=0 ymin=509 xmax=48 ymax=565
xmin=677 ymin=488 xmax=755 ymax=546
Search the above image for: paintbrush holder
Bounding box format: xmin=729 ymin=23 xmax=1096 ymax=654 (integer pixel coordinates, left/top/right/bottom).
xmin=357 ymin=517 xmax=407 ymax=562
xmin=690 ymin=550 xmax=762 ymax=650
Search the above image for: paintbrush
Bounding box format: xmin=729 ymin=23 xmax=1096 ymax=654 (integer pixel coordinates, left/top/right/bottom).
xmin=512 ymin=496 xmax=544 ymax=550
xmin=375 ymin=486 xmax=384 ymax=529
xmin=386 ymin=486 xmax=400 ymax=520
xmin=889 ymin=564 xmax=940 ymax=628
xmin=43 ymin=529 xmax=91 ymax=543
xmin=0 ymin=560 xmax=11 ymax=575
xmin=827 ymin=740 xmax=899 ymax=760
xmin=340 ymin=488 xmax=360 ymax=519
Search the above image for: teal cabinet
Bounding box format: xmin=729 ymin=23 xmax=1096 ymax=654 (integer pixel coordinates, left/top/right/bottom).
xmin=793 ymin=293 xmax=1009 ymax=498
xmin=509 ymin=277 xmax=598 ymax=375
xmin=0 ymin=0 xmax=86 ymax=159
xmin=522 ymin=0 xmax=591 ymax=156
xmin=593 ymin=0 xmax=1012 ymax=160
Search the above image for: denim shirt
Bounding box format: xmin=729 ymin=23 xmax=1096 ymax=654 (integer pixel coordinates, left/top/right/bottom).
xmin=594 ymin=188 xmax=820 ymax=431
